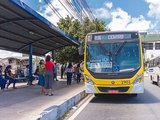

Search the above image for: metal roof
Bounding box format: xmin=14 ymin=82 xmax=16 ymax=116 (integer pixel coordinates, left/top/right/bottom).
xmin=141 ymin=34 xmax=160 ymax=43
xmin=0 ymin=0 xmax=80 ymax=56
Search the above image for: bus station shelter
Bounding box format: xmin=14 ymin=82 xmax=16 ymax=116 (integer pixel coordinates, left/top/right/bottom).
xmin=0 ymin=0 xmax=80 ymax=80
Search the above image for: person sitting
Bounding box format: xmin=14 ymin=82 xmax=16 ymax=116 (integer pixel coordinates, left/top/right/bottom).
xmin=5 ymin=65 xmax=17 ymax=89
xmin=0 ymin=65 xmax=6 ymax=91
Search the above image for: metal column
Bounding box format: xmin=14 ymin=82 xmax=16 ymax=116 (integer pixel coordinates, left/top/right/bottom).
xmin=52 ymin=49 xmax=54 ymax=62
xmin=29 ymin=44 xmax=33 ymax=85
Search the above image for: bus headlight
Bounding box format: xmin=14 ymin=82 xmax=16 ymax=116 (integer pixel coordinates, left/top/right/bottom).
xmin=133 ymin=74 xmax=143 ymax=84
xmin=85 ymin=75 xmax=94 ymax=85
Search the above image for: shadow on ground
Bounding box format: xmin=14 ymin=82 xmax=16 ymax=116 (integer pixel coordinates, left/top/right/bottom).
xmin=90 ymin=89 xmax=160 ymax=104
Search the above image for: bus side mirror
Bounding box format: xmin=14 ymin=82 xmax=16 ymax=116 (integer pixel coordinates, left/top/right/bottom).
xmin=78 ymin=41 xmax=84 ymax=55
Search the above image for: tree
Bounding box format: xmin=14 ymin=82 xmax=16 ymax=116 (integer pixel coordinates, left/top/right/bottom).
xmin=55 ymin=16 xmax=106 ymax=63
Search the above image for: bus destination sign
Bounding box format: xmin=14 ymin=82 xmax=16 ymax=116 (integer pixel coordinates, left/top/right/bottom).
xmin=92 ymin=33 xmax=137 ymax=41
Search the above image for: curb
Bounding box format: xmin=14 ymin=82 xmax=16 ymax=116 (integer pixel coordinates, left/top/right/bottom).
xmin=37 ymin=90 xmax=87 ymax=120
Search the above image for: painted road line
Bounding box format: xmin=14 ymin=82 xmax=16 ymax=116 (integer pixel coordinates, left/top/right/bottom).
xmin=67 ymin=94 xmax=94 ymax=120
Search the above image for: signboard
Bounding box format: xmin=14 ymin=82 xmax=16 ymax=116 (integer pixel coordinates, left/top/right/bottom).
xmin=88 ymin=32 xmax=138 ymax=41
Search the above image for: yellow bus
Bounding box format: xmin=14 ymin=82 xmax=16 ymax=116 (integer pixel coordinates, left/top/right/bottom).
xmin=83 ymin=31 xmax=144 ymax=96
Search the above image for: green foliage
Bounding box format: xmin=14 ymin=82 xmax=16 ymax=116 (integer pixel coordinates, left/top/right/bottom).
xmin=55 ymin=16 xmax=106 ymax=63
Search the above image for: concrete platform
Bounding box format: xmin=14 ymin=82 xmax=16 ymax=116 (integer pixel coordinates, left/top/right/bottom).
xmin=0 ymin=78 xmax=85 ymax=120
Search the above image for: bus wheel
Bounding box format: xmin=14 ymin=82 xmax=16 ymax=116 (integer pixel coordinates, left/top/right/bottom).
xmin=157 ymin=80 xmax=160 ymax=87
xmin=152 ymin=81 xmax=155 ymax=84
xmin=94 ymin=94 xmax=101 ymax=97
xmin=131 ymin=94 xmax=138 ymax=97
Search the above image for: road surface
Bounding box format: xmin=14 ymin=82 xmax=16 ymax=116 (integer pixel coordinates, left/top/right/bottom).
xmin=74 ymin=76 xmax=160 ymax=120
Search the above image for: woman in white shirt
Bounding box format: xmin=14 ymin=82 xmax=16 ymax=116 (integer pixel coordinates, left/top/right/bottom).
xmin=66 ymin=63 xmax=73 ymax=85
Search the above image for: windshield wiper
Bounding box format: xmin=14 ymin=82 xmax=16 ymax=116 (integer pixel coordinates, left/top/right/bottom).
xmin=114 ymin=41 xmax=127 ymax=56
xmin=99 ymin=43 xmax=112 ymax=56
xmin=119 ymin=68 xmax=135 ymax=72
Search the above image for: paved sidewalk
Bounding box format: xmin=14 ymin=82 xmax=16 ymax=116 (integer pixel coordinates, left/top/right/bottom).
xmin=0 ymin=78 xmax=85 ymax=120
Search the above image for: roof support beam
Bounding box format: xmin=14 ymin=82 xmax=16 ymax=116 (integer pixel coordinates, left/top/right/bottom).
xmin=1 ymin=3 xmax=72 ymax=45
xmin=0 ymin=0 xmax=80 ymax=56
xmin=18 ymin=36 xmax=62 ymax=51
xmin=0 ymin=18 xmax=35 ymax=25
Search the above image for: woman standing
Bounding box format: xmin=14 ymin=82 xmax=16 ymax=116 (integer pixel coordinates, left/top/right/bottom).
xmin=38 ymin=59 xmax=45 ymax=94
xmin=44 ymin=55 xmax=54 ymax=96
xmin=76 ymin=63 xmax=82 ymax=84
xmin=66 ymin=63 xmax=73 ymax=85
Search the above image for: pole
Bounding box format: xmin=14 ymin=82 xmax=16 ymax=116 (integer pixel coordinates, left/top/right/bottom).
xmin=29 ymin=44 xmax=33 ymax=85
xmin=52 ymin=50 xmax=54 ymax=62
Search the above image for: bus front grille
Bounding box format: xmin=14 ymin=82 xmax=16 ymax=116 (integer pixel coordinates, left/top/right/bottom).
xmin=98 ymin=87 xmax=130 ymax=93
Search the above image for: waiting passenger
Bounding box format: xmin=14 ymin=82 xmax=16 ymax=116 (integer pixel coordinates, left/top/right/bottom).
xmin=66 ymin=63 xmax=73 ymax=85
xmin=0 ymin=65 xmax=6 ymax=91
xmin=53 ymin=63 xmax=58 ymax=81
xmin=38 ymin=59 xmax=45 ymax=94
xmin=24 ymin=65 xmax=30 ymax=85
xmin=76 ymin=63 xmax=82 ymax=84
xmin=5 ymin=65 xmax=17 ymax=89
xmin=61 ymin=64 xmax=65 ymax=79
xmin=44 ymin=55 xmax=54 ymax=96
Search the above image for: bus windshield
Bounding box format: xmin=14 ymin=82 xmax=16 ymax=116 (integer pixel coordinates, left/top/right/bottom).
xmin=86 ymin=41 xmax=140 ymax=73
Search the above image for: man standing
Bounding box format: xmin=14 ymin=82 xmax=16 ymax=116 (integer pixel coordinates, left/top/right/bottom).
xmin=24 ymin=65 xmax=32 ymax=85
xmin=54 ymin=63 xmax=58 ymax=81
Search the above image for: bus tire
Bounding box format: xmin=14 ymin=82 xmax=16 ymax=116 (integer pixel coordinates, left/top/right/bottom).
xmin=157 ymin=80 xmax=160 ymax=87
xmin=131 ymin=94 xmax=138 ymax=97
xmin=150 ymin=75 xmax=152 ymax=80
xmin=94 ymin=94 xmax=101 ymax=97
xmin=152 ymin=81 xmax=155 ymax=84
xmin=150 ymin=76 xmax=154 ymax=84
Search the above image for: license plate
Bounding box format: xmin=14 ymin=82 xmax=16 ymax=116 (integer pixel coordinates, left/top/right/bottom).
xmin=108 ymin=90 xmax=119 ymax=93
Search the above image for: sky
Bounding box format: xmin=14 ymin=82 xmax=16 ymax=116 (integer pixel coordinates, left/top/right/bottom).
xmin=20 ymin=0 xmax=160 ymax=32
xmin=1 ymin=0 xmax=160 ymax=58
xmin=87 ymin=0 xmax=160 ymax=32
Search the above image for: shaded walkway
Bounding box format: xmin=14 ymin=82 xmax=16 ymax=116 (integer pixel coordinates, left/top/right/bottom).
xmin=0 ymin=78 xmax=84 ymax=120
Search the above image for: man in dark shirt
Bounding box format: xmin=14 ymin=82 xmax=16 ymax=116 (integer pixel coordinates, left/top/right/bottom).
xmin=5 ymin=65 xmax=17 ymax=89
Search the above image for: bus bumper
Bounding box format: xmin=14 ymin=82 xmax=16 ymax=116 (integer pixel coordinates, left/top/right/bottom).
xmin=85 ymin=82 xmax=144 ymax=94
xmin=85 ymin=82 xmax=98 ymax=93
xmin=130 ymin=82 xmax=144 ymax=93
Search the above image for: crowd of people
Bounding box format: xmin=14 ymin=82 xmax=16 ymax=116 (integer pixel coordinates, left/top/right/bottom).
xmin=0 ymin=55 xmax=83 ymax=96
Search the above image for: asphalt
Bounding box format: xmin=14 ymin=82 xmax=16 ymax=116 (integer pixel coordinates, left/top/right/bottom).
xmin=0 ymin=77 xmax=85 ymax=120
xmin=74 ymin=76 xmax=160 ymax=120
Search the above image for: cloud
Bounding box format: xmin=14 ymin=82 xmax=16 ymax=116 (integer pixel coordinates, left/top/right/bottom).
xmin=126 ymin=16 xmax=151 ymax=31
xmin=146 ymin=0 xmax=160 ymax=20
xmin=95 ymin=8 xmax=111 ymax=19
xmin=94 ymin=2 xmax=113 ymax=19
xmin=107 ymin=8 xmax=151 ymax=31
xmin=105 ymin=2 xmax=113 ymax=9
xmin=94 ymin=2 xmax=151 ymax=31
